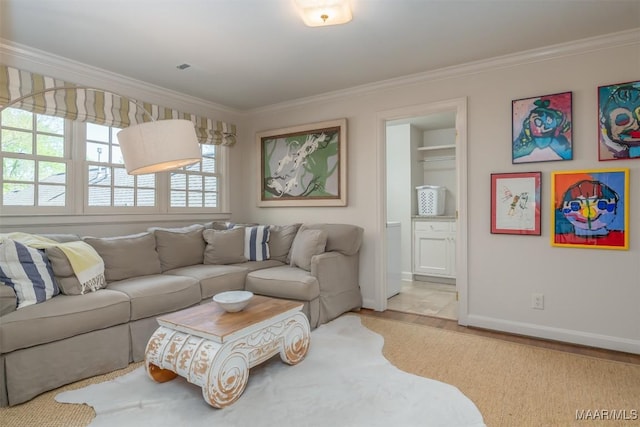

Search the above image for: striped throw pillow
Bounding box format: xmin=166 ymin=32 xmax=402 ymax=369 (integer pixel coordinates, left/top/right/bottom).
xmin=244 ymin=225 xmax=271 ymax=261
xmin=0 ymin=239 xmax=59 ymax=309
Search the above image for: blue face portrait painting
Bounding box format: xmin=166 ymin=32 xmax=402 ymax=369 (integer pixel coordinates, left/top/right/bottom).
xmin=561 ymin=180 xmax=619 ymax=238
xmin=599 ymin=81 xmax=640 ymax=160
xmin=553 ymin=170 xmax=628 ymax=249
xmin=513 ymin=93 xmax=572 ymax=163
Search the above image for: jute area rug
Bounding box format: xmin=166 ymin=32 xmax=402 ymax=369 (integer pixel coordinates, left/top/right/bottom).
xmin=360 ymin=316 xmax=640 ymax=427
xmin=1 ymin=314 xmax=638 ymax=426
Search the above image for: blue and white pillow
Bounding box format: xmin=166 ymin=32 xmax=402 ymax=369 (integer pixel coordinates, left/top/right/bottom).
xmin=244 ymin=225 xmax=270 ymax=261
xmin=0 ymin=239 xmax=59 ymax=309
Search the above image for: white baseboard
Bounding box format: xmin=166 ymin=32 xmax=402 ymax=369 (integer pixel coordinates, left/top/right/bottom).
xmin=467 ymin=314 xmax=640 ymax=355
xmin=401 ymin=272 xmax=413 ymax=281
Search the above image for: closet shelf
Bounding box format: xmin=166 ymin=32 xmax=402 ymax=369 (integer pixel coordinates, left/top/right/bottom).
xmin=416 ymin=144 xmax=456 ymax=151
xmin=420 ymin=156 xmax=455 ymax=163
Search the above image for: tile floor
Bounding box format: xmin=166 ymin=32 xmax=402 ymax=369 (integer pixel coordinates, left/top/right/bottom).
xmin=387 ymin=280 xmax=458 ymax=320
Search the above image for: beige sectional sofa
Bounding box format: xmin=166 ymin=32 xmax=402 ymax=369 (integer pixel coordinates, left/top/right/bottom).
xmin=0 ymin=222 xmax=363 ymax=407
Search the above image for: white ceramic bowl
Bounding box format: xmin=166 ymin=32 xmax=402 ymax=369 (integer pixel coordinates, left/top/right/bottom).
xmin=212 ymin=290 xmax=254 ymax=312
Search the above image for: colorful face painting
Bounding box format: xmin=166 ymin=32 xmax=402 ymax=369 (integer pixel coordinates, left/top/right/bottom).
xmin=551 ymin=169 xmax=629 ymax=250
xmin=512 ymin=92 xmax=573 ymax=164
xmin=598 ymin=80 xmax=640 ymax=160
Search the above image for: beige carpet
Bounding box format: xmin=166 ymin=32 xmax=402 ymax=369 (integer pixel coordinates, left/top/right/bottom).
xmin=1 ymin=315 xmax=639 ymax=427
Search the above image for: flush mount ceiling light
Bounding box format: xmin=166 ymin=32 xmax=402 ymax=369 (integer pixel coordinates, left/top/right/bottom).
xmin=294 ymin=0 xmax=352 ymax=27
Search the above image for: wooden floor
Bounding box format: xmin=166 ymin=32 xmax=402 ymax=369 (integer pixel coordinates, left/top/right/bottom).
xmin=359 ymin=308 xmax=640 ymax=365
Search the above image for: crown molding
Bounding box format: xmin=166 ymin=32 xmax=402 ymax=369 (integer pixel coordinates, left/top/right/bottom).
xmin=0 ymin=39 xmax=244 ymax=116
xmin=2 ymin=28 xmax=638 ymax=116
xmin=249 ymin=28 xmax=640 ymax=114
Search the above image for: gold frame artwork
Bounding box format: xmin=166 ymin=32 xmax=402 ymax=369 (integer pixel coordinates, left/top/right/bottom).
xmin=256 ymin=118 xmax=347 ymax=207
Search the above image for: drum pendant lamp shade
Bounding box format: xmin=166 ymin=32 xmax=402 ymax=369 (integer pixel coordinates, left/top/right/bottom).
xmin=117 ymin=119 xmax=201 ymax=175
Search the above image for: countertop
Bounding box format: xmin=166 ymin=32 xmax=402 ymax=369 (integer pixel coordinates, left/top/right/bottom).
xmin=412 ymin=215 xmax=456 ymax=221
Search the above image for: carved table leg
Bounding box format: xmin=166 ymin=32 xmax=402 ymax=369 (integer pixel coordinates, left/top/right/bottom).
xmin=201 ymin=344 xmax=249 ymax=408
xmin=279 ymin=312 xmax=311 ymax=365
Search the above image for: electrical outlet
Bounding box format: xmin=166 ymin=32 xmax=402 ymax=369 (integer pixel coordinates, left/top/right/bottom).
xmin=531 ymin=293 xmax=544 ymax=310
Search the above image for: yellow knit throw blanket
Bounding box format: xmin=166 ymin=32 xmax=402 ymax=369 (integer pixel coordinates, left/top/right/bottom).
xmin=1 ymin=232 xmax=106 ymax=293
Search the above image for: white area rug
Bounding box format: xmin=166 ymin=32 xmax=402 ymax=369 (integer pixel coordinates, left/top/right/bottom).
xmin=56 ymin=315 xmax=485 ymax=427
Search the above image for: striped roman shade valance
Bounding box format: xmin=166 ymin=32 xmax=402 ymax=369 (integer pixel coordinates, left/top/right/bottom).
xmin=0 ymin=65 xmax=236 ymax=146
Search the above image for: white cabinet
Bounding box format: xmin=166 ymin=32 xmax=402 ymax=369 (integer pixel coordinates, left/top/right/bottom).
xmin=413 ymin=219 xmax=456 ymax=278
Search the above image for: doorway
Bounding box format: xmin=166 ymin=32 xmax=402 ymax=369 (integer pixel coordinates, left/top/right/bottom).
xmin=375 ymin=98 xmax=468 ymax=325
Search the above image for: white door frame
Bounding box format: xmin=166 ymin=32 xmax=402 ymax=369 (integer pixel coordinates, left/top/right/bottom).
xmin=374 ymin=97 xmax=468 ymax=325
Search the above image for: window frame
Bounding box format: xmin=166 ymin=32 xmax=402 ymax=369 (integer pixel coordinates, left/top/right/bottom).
xmin=1 ymin=111 xmax=228 ymax=218
xmin=167 ymin=143 xmax=223 ymax=213
xmin=0 ymin=109 xmax=74 ymax=215
xmin=82 ymin=122 xmax=160 ymax=214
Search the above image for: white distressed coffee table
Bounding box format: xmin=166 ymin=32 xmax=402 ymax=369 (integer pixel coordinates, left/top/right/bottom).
xmin=144 ymin=295 xmax=310 ymax=408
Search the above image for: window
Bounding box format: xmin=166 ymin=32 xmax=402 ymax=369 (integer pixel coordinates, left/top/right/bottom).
xmin=170 ymin=144 xmax=219 ymax=209
xmin=85 ymin=123 xmax=156 ymax=209
xmin=1 ymin=110 xmax=226 ymax=216
xmin=1 ymin=108 xmax=69 ymax=209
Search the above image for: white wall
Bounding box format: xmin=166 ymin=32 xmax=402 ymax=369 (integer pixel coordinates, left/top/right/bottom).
xmin=422 ymin=128 xmax=457 ymax=216
xmin=238 ymin=37 xmax=640 ymax=353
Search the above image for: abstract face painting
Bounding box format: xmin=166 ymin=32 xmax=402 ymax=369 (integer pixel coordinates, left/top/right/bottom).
xmin=598 ymin=81 xmax=640 ymax=160
xmin=513 ymin=92 xmax=572 ymax=164
xmin=561 ymin=180 xmax=619 ymax=237
xmin=552 ymin=169 xmax=629 ymax=250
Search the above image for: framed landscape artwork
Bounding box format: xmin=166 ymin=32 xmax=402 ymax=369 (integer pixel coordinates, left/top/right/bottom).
xmin=512 ymin=91 xmax=572 ymax=164
xmin=598 ymin=80 xmax=640 ymax=161
xmin=551 ymin=169 xmax=629 ymax=250
xmin=490 ymin=172 xmax=541 ymax=235
xmin=256 ymin=118 xmax=347 ymax=207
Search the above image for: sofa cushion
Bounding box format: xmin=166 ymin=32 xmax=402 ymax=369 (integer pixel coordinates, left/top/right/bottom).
xmin=45 ymin=246 xmax=107 ymax=295
xmin=300 ymin=224 xmax=364 ymax=256
xmin=165 ymin=264 xmax=248 ymax=300
xmin=245 ymin=265 xmax=320 ymax=301
xmin=0 ymin=284 xmax=17 ymax=316
xmin=151 ymin=224 xmax=205 ymax=271
xmin=243 ymin=225 xmax=270 ymax=261
xmin=204 ymin=221 xmax=233 ymax=230
xmin=39 ymin=234 xmax=81 ymax=243
xmin=0 ymin=239 xmax=59 ymax=309
xmin=203 ymin=228 xmax=246 ymax=265
xmin=230 ymin=259 xmax=285 ymax=272
xmin=289 ymin=228 xmax=328 ymax=271
xmin=106 ymin=274 xmax=200 ymax=321
xmin=84 ymin=232 xmax=161 ymax=282
xmin=268 ymin=224 xmax=301 ymax=263
xmin=0 ymin=289 xmax=130 ymax=353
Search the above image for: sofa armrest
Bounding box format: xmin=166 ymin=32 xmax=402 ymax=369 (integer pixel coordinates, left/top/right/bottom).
xmin=0 ymin=284 xmax=17 ymax=317
xmin=310 ymin=252 xmax=362 ymax=323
